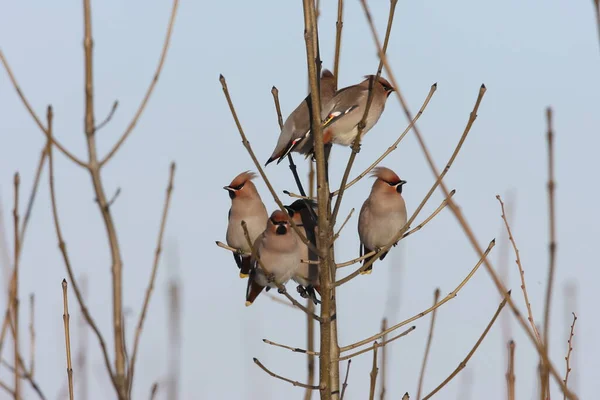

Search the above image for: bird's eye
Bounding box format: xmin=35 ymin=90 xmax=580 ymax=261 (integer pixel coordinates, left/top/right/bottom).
xmin=234 ymin=183 xmax=245 ymax=190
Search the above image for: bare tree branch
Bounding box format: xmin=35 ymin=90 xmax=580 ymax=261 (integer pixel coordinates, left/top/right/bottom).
xmin=416 ymin=289 xmax=440 ymax=400
xmin=507 ymin=340 xmax=515 ymax=400
xmin=61 ymin=280 xmax=74 ymax=400
xmin=563 ymin=313 xmax=577 ymax=400
xmin=368 ymin=342 xmax=379 ymax=400
xmin=253 ymin=358 xmax=322 ymax=390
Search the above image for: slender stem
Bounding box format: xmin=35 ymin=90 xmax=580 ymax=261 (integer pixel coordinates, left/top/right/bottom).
xmin=542 ymin=107 xmax=557 ymax=397
xmin=416 ymin=289 xmax=440 ymax=400
xmin=11 ymin=172 xmax=20 ymax=400
xmin=379 ymin=319 xmax=387 ymax=400
xmin=368 ymin=342 xmax=379 ymax=400
xmin=253 ymin=358 xmax=322 ymax=390
xmin=339 ymin=360 xmax=351 ymax=400
xmin=28 ymin=294 xmax=34 ymax=377
xmin=62 ymin=280 xmax=74 ymax=400
xmin=304 ymin=161 xmax=317 ymax=400
xmin=95 ymin=100 xmax=119 ymax=131
xmin=507 ymin=340 xmax=515 ymax=400
xmin=333 ymin=0 xmax=344 ymax=86
xmin=19 ymin=146 xmax=47 ymax=247
xmin=100 ymin=0 xmax=179 ymax=166
xmin=563 ymin=313 xmax=577 ymax=400
xmin=128 ymin=163 xmax=176 ymax=396
xmin=422 ymin=294 xmax=510 ymax=399
xmin=338 ymin=326 xmax=415 ymax=361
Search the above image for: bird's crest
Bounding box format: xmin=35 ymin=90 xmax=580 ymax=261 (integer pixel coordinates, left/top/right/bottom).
xmin=270 ymin=210 xmax=289 ymax=224
xmin=371 ymin=167 xmax=401 ymax=185
xmin=321 ymin=69 xmax=334 ymax=79
xmin=229 ymin=171 xmax=257 ymax=188
xmin=363 ymin=75 xmax=395 ymax=92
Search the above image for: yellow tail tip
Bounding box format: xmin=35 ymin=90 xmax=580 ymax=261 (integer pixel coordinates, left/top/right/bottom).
xmin=360 ymin=269 xmax=372 ymax=275
xmin=245 ymin=301 xmax=253 ymax=307
xmin=239 ymin=272 xmax=249 ymax=279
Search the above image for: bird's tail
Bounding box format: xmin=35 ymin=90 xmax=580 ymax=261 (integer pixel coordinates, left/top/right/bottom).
xmin=245 ymin=273 xmax=265 ymax=306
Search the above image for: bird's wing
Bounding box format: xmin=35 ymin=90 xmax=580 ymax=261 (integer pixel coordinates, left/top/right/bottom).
xmin=321 ymin=86 xmax=368 ymax=130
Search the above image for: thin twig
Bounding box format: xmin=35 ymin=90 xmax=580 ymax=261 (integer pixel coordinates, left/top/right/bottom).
xmin=331 ymin=83 xmax=437 ymax=197
xmin=339 ymin=360 xmax=351 ymax=400
xmin=304 ymin=161 xmax=316 ymax=400
xmin=339 ymin=326 xmax=415 ymax=361
xmin=28 ymin=294 xmax=35 ymax=377
xmin=368 ymin=342 xmax=379 ymax=400
xmin=379 ymin=319 xmax=387 ymax=400
xmin=19 ymin=146 xmax=47 ymax=247
xmin=542 ymin=107 xmax=557 ymax=397
xmin=128 ymin=163 xmax=176 ymax=396
xmin=100 ymin=0 xmax=179 ymax=166
xmin=263 ymin=339 xmax=319 ymax=356
xmin=149 ymin=382 xmax=159 ymax=400
xmin=266 ymin=293 xmax=297 ymax=309
xmin=332 ymin=208 xmax=354 ymax=242
xmin=0 ymin=380 xmax=15 ymax=398
xmin=95 ymin=100 xmax=119 ymax=131
xmin=331 ymin=0 xmax=399 ymax=225
xmin=62 ymin=280 xmax=74 ymax=400
xmin=339 ymin=239 xmax=495 ymax=353
xmin=0 ymin=51 xmax=87 ymax=168
xmin=332 ymin=0 xmax=344 ymax=85
xmin=335 ymin=190 xmax=454 ymax=269
xmin=215 ymin=241 xmax=250 ymax=256
xmin=593 ymin=0 xmax=600 ymax=51
xmin=416 ymin=289 xmax=440 ymax=400
xmin=497 ymin=196 xmax=542 ymax=344
xmin=359 ymin=1 xmax=577 ymax=397
xmin=253 ymin=358 xmax=322 ymax=390
xmin=11 ymin=172 xmax=21 ymax=400
xmin=422 ymin=293 xmax=510 ymax=399
xmin=46 ymin=106 xmax=118 ymax=391
xmin=507 ymin=340 xmax=515 ymax=400
xmin=563 ymin=313 xmax=577 ymax=400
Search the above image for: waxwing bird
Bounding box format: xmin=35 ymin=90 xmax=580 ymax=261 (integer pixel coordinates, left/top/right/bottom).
xmin=284 ymin=199 xmax=320 ymax=304
xmin=320 ymin=75 xmax=395 ymax=147
xmin=265 ymin=69 xmax=337 ymax=166
xmin=224 ymin=171 xmax=268 ymax=278
xmin=246 ymin=210 xmax=303 ymax=306
xmin=358 ymin=167 xmax=407 ymax=274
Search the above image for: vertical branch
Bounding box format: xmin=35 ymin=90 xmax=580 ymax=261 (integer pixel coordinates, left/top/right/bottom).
xmin=378 ymin=319 xmax=387 ymax=400
xmin=333 ymin=0 xmax=344 ymax=86
xmin=304 ymin=161 xmax=316 ymax=400
xmin=62 ymin=280 xmax=74 ymax=400
xmin=563 ymin=313 xmax=577 ymax=400
xmin=77 ymin=276 xmax=89 ymax=400
xmin=368 ymin=342 xmax=379 ymax=400
xmin=506 ymin=340 xmax=515 ymax=400
xmin=301 ymin=1 xmax=338 ymax=399
xmin=593 ymin=0 xmax=600 ymax=50
xmin=28 ymin=294 xmax=35 ymax=377
xmin=339 ymin=360 xmax=351 ymax=400
xmin=167 ymin=268 xmax=182 ymax=400
xmin=416 ymin=289 xmax=440 ymax=400
xmin=11 ymin=172 xmax=21 ymax=400
xmin=542 ymin=107 xmax=557 ymax=398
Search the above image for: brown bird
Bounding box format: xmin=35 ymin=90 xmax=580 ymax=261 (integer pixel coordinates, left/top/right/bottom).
xmin=320 ymin=75 xmax=395 ymax=147
xmin=224 ymin=171 xmax=268 ymax=278
xmin=246 ymin=210 xmax=303 ymax=306
xmin=358 ymin=167 xmax=407 ymax=274
xmin=284 ymin=199 xmax=320 ymax=304
xmin=265 ymin=69 xmax=337 ymax=166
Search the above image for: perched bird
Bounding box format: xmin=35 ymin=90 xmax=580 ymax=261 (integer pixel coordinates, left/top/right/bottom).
xmin=284 ymin=199 xmax=320 ymax=304
xmin=265 ymin=69 xmax=337 ymax=166
xmin=358 ymin=167 xmax=407 ymax=274
xmin=320 ymin=75 xmax=395 ymax=147
xmin=246 ymin=210 xmax=303 ymax=306
xmin=224 ymin=171 xmax=268 ymax=278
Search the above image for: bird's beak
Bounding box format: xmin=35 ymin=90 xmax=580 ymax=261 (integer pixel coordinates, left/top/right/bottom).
xmin=223 ymin=186 xmax=235 ymax=192
xmin=399 ymin=180 xmax=407 ymax=186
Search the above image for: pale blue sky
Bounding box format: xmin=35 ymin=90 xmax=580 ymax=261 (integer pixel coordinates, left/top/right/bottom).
xmin=1 ymin=0 xmax=599 ymax=399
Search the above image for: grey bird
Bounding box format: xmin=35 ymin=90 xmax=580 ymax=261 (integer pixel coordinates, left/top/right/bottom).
xmin=246 ymin=210 xmax=303 ymax=306
xmin=358 ymin=167 xmax=407 ymax=274
xmin=265 ymin=69 xmax=337 ymax=166
xmin=224 ymin=171 xmax=268 ymax=278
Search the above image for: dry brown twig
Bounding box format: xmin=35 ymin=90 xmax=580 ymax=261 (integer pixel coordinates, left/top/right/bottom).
xmin=28 ymin=294 xmax=35 ymax=377
xmin=497 ymin=195 xmax=542 ymax=344
xmin=253 ymin=358 xmax=322 ymax=390
xmin=422 ymin=293 xmax=510 ymax=399
xmin=338 ymin=326 xmax=415 ymax=362
xmin=358 ymin=1 xmax=577 ymax=396
xmin=62 ymin=280 xmax=74 ymax=400
xmin=127 ymin=162 xmax=177 ymax=396
xmin=379 ymin=319 xmax=387 ymax=400
xmin=563 ymin=313 xmax=577 ymax=400
xmin=368 ymin=342 xmax=379 ymax=400
xmin=542 ymin=107 xmax=557 ymax=398
xmin=339 ymin=360 xmax=351 ymax=400
xmin=507 ymin=340 xmax=515 ymax=400
xmin=416 ymin=289 xmax=440 ymax=400
xmin=333 ymin=0 xmax=344 ymax=85
xmin=10 ymin=172 xmax=21 ymax=400
xmin=149 ymin=382 xmax=159 ymax=400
